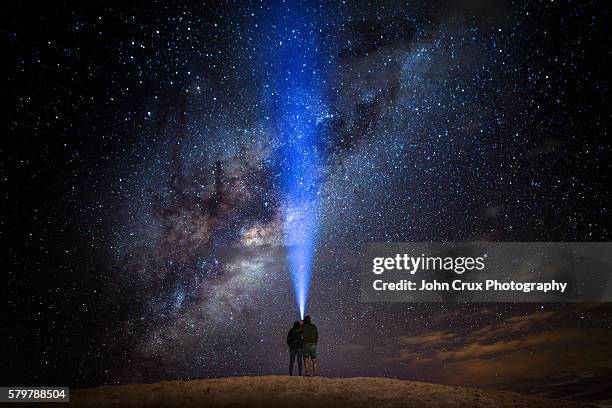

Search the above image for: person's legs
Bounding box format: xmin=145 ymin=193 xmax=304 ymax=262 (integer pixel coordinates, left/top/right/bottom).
xmin=297 ymin=349 xmax=303 ymax=376
xmin=306 ymin=343 xmax=318 ymax=376
xmin=289 ymin=349 xmax=296 ymax=376
xmin=303 ymin=343 xmax=316 ymax=376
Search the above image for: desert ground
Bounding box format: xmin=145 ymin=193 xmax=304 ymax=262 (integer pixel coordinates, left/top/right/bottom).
xmin=64 ymin=376 xmax=595 ymax=407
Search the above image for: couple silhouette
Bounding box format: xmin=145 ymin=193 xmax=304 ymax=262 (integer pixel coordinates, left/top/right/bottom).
xmin=286 ymin=316 xmax=319 ymax=376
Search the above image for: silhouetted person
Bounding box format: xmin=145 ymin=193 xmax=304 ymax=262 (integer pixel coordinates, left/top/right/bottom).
xmin=287 ymin=321 xmax=303 ymax=376
xmin=301 ymin=315 xmax=319 ymax=376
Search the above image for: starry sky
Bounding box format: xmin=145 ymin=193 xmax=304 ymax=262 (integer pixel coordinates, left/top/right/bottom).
xmin=5 ymin=0 xmax=612 ymax=403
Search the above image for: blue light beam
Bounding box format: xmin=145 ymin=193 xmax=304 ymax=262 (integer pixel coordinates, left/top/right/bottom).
xmin=263 ymin=2 xmax=324 ymax=319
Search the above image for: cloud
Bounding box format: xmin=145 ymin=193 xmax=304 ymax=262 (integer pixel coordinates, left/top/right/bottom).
xmin=383 ymin=305 xmax=612 ymax=396
xmin=397 ymin=330 xmax=460 ymax=346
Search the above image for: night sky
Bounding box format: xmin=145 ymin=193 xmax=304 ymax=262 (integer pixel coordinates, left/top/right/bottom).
xmin=5 ymin=0 xmax=612 ymax=403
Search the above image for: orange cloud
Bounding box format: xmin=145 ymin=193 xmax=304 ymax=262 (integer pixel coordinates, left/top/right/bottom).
xmin=384 ymin=305 xmax=612 ymax=394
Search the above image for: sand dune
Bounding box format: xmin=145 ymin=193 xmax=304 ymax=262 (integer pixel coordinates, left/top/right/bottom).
xmin=68 ymin=376 xmax=594 ymax=407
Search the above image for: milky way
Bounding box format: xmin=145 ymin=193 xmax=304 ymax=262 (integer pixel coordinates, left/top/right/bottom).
xmin=6 ymin=0 xmax=612 ymax=400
